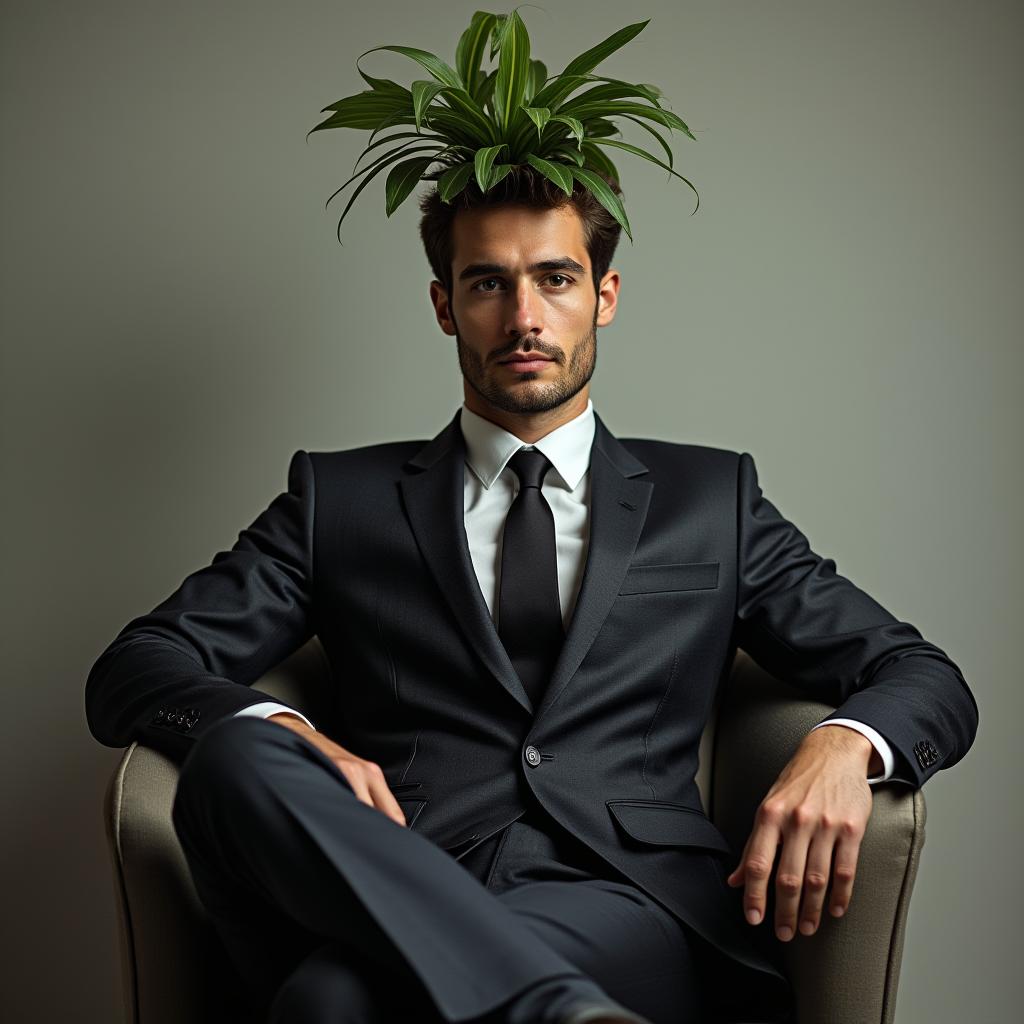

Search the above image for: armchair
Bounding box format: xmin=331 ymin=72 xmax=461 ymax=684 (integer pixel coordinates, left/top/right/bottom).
xmin=102 ymin=641 xmax=925 ymax=1023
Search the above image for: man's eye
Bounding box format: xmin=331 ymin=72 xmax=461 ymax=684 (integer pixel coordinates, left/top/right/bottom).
xmin=548 ymin=274 xmax=571 ymax=287
xmin=473 ymin=278 xmax=502 ymax=292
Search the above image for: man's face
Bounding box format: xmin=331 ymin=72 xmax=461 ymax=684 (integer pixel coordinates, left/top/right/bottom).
xmin=429 ymin=204 xmax=619 ymax=418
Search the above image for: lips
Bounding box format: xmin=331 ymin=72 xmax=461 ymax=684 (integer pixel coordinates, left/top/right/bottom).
xmin=501 ymin=353 xmax=554 ymax=364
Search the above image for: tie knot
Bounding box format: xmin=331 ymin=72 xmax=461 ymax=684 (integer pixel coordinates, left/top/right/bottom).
xmin=508 ymin=448 xmax=552 ymax=490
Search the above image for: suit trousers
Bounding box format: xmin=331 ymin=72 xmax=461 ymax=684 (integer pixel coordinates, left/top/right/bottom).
xmin=171 ymin=716 xmax=708 ymax=1024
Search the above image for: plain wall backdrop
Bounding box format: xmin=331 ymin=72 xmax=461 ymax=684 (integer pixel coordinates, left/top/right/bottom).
xmin=1 ymin=0 xmax=1019 ymax=1019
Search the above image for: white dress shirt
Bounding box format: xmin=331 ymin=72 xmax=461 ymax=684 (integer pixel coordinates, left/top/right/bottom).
xmin=237 ymin=399 xmax=894 ymax=784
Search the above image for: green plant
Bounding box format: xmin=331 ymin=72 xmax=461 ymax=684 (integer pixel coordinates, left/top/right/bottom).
xmin=308 ymin=6 xmax=698 ymax=243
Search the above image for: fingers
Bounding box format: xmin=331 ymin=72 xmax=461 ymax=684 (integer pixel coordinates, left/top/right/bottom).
xmin=826 ymin=822 xmax=863 ymax=919
xmin=733 ymin=801 xmax=784 ymax=927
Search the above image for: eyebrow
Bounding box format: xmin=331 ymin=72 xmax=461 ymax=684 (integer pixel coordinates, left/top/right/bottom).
xmin=457 ymin=257 xmax=587 ymax=282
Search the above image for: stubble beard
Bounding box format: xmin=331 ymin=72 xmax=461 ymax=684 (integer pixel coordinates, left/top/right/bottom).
xmin=454 ymin=307 xmax=598 ymax=416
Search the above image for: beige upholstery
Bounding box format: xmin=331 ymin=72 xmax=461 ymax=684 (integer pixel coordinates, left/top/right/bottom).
xmin=103 ymin=641 xmax=925 ymax=1023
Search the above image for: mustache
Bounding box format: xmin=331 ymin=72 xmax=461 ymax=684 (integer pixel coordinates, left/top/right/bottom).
xmin=495 ymin=340 xmax=561 ymax=361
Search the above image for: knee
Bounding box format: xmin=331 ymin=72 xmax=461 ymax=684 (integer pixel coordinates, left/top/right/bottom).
xmin=172 ymin=715 xmax=287 ymax=834
xmin=267 ymin=943 xmax=380 ymax=1024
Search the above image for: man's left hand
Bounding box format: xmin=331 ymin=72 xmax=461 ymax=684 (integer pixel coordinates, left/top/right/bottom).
xmin=726 ymin=725 xmax=879 ymax=941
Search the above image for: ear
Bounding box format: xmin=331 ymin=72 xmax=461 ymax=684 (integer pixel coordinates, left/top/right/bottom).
xmin=429 ymin=280 xmax=457 ymax=336
xmin=596 ymin=268 xmax=621 ymax=327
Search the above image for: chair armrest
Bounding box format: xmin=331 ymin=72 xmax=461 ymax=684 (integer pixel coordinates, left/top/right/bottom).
xmin=710 ymin=650 xmax=926 ymax=1024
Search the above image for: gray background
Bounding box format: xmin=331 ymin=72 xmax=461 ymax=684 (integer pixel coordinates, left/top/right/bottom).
xmin=1 ymin=0 xmax=1019 ymax=1019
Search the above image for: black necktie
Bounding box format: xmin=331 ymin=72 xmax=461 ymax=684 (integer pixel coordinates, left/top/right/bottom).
xmin=498 ymin=448 xmax=564 ymax=707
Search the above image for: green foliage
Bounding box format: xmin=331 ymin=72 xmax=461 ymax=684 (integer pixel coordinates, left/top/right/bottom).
xmin=309 ymin=6 xmax=700 ymax=243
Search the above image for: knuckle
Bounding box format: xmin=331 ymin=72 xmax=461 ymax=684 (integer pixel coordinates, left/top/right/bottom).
xmin=834 ymin=863 xmax=857 ymax=883
xmin=759 ymin=800 xmax=785 ymax=825
xmin=745 ymin=857 xmax=772 ymax=879
xmin=791 ymin=804 xmax=815 ymax=829
xmin=804 ymin=871 xmax=829 ymax=891
xmin=776 ymin=873 xmax=802 ymax=895
xmin=839 ymin=818 xmax=861 ymax=837
xmin=820 ymin=813 xmax=835 ymax=831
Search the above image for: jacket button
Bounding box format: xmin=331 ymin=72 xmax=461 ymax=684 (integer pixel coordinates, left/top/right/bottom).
xmin=154 ymin=708 xmax=166 ymax=722
xmin=524 ymin=745 xmax=541 ymax=767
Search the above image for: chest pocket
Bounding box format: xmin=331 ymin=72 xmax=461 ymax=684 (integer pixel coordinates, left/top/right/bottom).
xmin=618 ymin=561 xmax=719 ymax=595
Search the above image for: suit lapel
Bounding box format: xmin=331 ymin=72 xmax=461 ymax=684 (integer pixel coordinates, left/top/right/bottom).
xmin=398 ymin=407 xmax=653 ymax=720
xmin=534 ymin=414 xmax=652 ymax=720
xmin=400 ymin=410 xmax=533 ymax=714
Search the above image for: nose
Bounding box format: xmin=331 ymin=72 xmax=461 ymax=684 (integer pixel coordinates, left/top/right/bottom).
xmin=503 ymin=278 xmax=544 ymax=339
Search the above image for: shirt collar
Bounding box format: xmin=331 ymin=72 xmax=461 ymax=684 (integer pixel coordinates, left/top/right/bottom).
xmin=459 ymin=397 xmax=595 ymax=490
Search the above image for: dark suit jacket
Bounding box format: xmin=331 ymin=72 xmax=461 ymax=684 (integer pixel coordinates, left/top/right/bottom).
xmin=85 ymin=408 xmax=978 ymax=1017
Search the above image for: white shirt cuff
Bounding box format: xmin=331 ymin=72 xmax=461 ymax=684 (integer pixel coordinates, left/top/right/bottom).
xmin=234 ymin=701 xmax=316 ymax=732
xmin=811 ymin=718 xmax=894 ymax=784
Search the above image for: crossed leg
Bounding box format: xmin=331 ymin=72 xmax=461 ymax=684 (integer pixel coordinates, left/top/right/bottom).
xmin=172 ymin=716 xmax=702 ymax=1024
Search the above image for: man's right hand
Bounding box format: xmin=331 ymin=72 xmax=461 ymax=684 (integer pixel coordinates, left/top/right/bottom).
xmin=267 ymin=712 xmax=408 ymax=828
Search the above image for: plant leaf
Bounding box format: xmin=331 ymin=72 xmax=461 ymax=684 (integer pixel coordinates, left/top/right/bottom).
xmin=351 ymin=130 xmax=445 ymax=176
xmin=489 ymin=162 xmax=514 ymax=188
xmin=326 ymin=141 xmax=443 ymax=209
xmin=523 ymin=106 xmax=551 ymax=145
xmin=548 ymin=114 xmax=585 ymax=149
xmin=308 ymin=91 xmax=411 ymax=137
xmin=411 ymin=80 xmax=445 ymax=131
xmin=580 ymin=141 xmax=620 ymax=184
xmin=570 ymin=166 xmax=632 ymax=240
xmin=489 ymin=13 xmax=508 ymax=60
xmin=357 ymin=69 xmax=411 ymax=98
xmin=357 ymin=45 xmax=463 ymax=91
xmin=568 ymin=101 xmax=696 ymax=140
xmin=493 ymin=10 xmax=531 ymax=135
xmin=526 ymin=59 xmax=548 ymax=101
xmin=587 ymin=137 xmax=699 ymax=212
xmin=620 ymin=113 xmax=674 ymax=168
xmin=385 ymin=155 xmax=437 ymax=216
xmin=436 ymin=87 xmax=496 ymax=144
xmin=561 ymin=20 xmax=650 ymax=79
xmin=474 ymin=143 xmax=507 ymax=192
xmin=530 ymin=74 xmax=592 ymax=114
xmin=526 ymin=153 xmax=573 ymax=196
xmin=456 ymin=11 xmax=498 ymax=93
xmin=332 ymin=144 xmax=446 ymax=242
xmin=438 ymin=161 xmax=475 ymax=202
xmin=550 ymin=144 xmax=585 ymax=167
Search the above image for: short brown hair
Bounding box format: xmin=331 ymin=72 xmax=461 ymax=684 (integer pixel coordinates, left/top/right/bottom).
xmin=417 ymin=165 xmax=624 ymax=299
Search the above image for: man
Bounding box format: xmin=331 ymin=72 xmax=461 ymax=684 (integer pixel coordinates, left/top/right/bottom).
xmin=85 ymin=167 xmax=978 ymax=1024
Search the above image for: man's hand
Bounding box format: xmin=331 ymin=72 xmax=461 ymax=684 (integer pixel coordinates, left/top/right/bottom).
xmin=726 ymin=725 xmax=879 ymax=941
xmin=267 ymin=713 xmax=407 ymax=828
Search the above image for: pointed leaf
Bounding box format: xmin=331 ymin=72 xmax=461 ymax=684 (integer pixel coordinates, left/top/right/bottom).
xmin=332 ymin=144 xmax=447 ymax=242
xmin=526 ymin=59 xmax=548 ymax=101
xmin=561 ymin=20 xmax=649 ymax=79
xmin=438 ymin=161 xmax=475 ymax=203
xmin=494 ymin=10 xmax=531 ymax=134
xmin=474 ymin=144 xmax=507 ymax=192
xmin=523 ymin=106 xmax=551 ymax=145
xmin=326 ymin=141 xmax=442 ymax=209
xmin=385 ymin=155 xmax=437 ymax=216
xmin=489 ymin=14 xmax=508 ymax=60
xmin=357 ymin=45 xmax=463 ymax=91
xmin=530 ymin=74 xmax=592 ymax=114
xmin=411 ymin=80 xmax=445 ymax=131
xmin=570 ymin=167 xmax=632 ymax=240
xmin=587 ymin=137 xmax=698 ymax=211
xmin=309 ymin=91 xmax=411 ymax=138
xmin=351 ymin=130 xmax=445 ymax=176
xmin=620 ymin=113 xmax=674 ymax=168
xmin=357 ymin=69 xmax=411 ymax=98
xmin=526 ymin=153 xmax=573 ymax=196
xmin=436 ymin=87 xmax=496 ymax=144
xmin=550 ymin=144 xmax=585 ymax=167
xmin=570 ymin=101 xmax=696 ymax=140
xmin=489 ymin=162 xmax=514 ymax=188
xmin=580 ymin=141 xmax=621 ymax=184
xmin=456 ymin=11 xmax=498 ymax=96
xmin=548 ymin=114 xmax=585 ymax=149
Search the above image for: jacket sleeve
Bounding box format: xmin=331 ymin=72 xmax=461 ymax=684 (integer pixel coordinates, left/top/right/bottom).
xmin=84 ymin=449 xmax=317 ymax=760
xmin=733 ymin=450 xmax=978 ymax=788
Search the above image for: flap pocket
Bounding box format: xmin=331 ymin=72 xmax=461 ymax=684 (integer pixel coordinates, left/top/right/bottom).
xmin=606 ymin=799 xmax=732 ymax=855
xmin=618 ymin=561 xmax=719 ymax=595
xmin=440 ymin=807 xmax=528 ymax=860
xmin=393 ymin=795 xmax=428 ymax=828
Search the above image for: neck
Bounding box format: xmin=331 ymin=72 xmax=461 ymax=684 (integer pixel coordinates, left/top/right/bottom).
xmin=462 ymin=389 xmax=589 ymax=444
